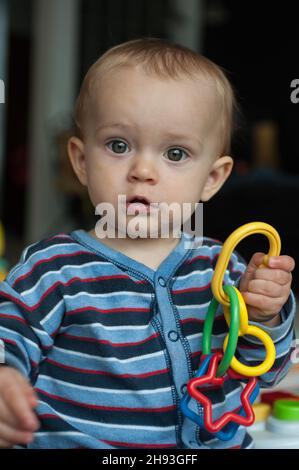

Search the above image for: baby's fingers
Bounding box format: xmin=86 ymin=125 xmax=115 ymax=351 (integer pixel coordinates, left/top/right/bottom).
xmin=0 ymin=437 xmax=14 ymax=448
xmin=268 ymin=255 xmax=295 ymax=272
xmin=2 ymin=382 xmax=39 ymax=431
xmin=0 ymin=396 xmax=35 ymax=430
xmin=0 ymin=420 xmax=34 ymax=446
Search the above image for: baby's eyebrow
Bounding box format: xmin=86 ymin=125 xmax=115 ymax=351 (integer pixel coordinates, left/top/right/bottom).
xmin=163 ymin=131 xmax=203 ymax=148
xmin=96 ymin=122 xmax=134 ymax=133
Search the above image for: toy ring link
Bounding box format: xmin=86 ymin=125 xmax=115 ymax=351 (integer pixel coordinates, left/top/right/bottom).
xmin=213 ymin=222 xmax=280 ymax=376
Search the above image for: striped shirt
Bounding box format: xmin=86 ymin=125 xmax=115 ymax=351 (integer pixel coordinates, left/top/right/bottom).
xmin=0 ymin=230 xmax=296 ymax=449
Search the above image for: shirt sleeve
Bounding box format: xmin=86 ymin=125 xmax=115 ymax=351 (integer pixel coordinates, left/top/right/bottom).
xmin=0 ymin=245 xmax=65 ymax=383
xmin=226 ymin=250 xmax=296 ymax=388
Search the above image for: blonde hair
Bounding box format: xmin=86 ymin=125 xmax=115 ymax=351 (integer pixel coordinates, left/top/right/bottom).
xmin=74 ymin=37 xmax=238 ymax=155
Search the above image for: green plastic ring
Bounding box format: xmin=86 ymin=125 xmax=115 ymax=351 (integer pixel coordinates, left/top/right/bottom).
xmin=202 ymin=285 xmax=240 ymax=377
xmin=273 ymin=399 xmax=299 ymax=421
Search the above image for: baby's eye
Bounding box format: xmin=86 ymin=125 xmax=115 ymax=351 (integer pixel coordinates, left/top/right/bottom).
xmin=106 ymin=139 xmax=129 ymax=154
xmin=166 ymin=148 xmax=189 ymax=162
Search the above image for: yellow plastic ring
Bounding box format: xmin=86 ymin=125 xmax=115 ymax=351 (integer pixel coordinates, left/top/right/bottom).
xmin=223 ymin=286 xmax=276 ymax=376
xmin=223 ymin=323 xmax=276 ymax=376
xmin=212 ymin=222 xmax=281 ymax=307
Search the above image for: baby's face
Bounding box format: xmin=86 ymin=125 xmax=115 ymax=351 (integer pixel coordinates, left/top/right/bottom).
xmin=71 ymin=65 xmax=231 ymax=238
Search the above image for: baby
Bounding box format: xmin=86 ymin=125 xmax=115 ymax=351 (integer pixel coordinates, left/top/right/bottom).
xmin=0 ymin=38 xmax=295 ymax=449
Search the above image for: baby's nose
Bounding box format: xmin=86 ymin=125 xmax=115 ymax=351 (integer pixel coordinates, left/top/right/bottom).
xmin=127 ymin=153 xmax=158 ymax=182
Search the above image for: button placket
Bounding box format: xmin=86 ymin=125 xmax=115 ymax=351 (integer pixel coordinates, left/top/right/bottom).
xmin=155 ymin=269 xmax=191 ymax=427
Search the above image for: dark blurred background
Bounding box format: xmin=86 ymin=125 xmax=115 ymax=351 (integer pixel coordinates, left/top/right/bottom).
xmin=0 ymin=0 xmax=298 ymax=292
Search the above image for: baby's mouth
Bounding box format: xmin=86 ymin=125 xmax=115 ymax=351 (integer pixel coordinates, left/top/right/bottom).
xmin=128 ymin=196 xmax=149 ymax=204
xmin=126 ymin=196 xmax=160 ymax=213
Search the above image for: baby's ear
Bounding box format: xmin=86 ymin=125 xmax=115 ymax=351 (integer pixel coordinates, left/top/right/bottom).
xmin=201 ymin=155 xmax=233 ymax=202
xmin=67 ymin=136 xmax=88 ymax=186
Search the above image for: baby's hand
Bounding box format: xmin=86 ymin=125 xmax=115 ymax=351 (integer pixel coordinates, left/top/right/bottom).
xmin=239 ymin=252 xmax=295 ymax=326
xmin=0 ymin=366 xmax=40 ymax=447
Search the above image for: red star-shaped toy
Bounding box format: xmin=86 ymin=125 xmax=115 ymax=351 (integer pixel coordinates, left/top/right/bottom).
xmin=187 ymin=352 xmax=257 ymax=433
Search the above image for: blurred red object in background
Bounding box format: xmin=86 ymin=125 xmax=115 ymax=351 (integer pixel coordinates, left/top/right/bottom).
xmin=261 ymin=390 xmax=299 ymax=407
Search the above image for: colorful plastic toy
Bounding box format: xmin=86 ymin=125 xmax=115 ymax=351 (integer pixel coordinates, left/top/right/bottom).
xmin=180 ymin=222 xmax=281 ymax=441
xmin=180 ymin=354 xmax=260 ymax=441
